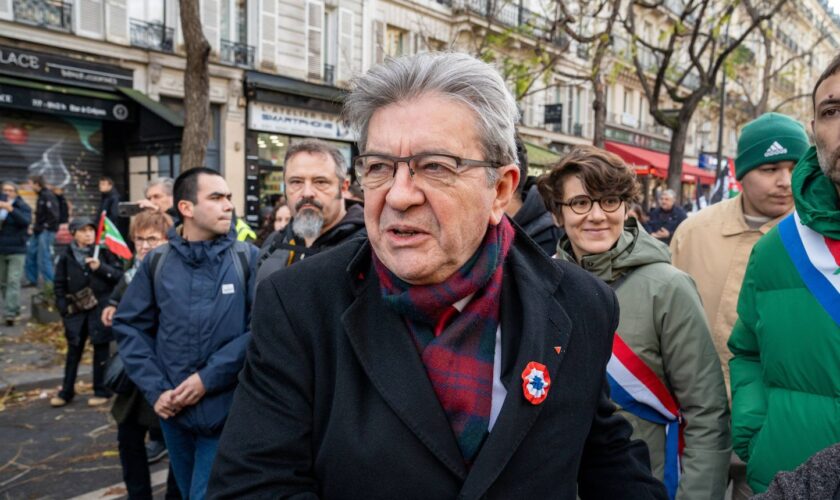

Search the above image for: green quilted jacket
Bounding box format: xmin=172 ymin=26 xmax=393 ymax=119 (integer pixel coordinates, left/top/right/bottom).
xmin=728 ymin=147 xmax=840 ymax=493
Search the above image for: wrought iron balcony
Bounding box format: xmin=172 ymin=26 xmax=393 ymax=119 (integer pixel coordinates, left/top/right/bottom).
xmin=130 ymin=19 xmax=174 ymax=53
xmin=452 ymin=0 xmax=565 ymax=46
xmin=13 ymin=0 xmax=72 ymax=32
xmin=220 ymin=40 xmax=255 ymax=68
xmin=323 ymin=64 xmax=335 ymax=85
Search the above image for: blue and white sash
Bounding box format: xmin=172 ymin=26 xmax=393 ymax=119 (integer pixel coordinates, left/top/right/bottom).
xmin=778 ymin=212 xmax=840 ymax=328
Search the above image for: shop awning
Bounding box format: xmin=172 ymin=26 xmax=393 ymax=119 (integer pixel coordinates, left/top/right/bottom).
xmin=117 ymin=88 xmax=183 ymax=128
xmin=245 ymin=70 xmax=346 ymax=106
xmin=115 ymin=87 xmax=182 ymax=145
xmin=604 ymin=141 xmax=716 ymax=185
xmin=524 ymin=141 xmax=562 ymax=168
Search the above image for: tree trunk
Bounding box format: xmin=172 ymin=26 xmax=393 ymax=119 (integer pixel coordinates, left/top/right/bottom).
xmin=666 ymin=121 xmax=690 ymax=195
xmin=179 ymin=0 xmax=211 ymax=170
xmin=592 ymin=77 xmax=607 ymax=148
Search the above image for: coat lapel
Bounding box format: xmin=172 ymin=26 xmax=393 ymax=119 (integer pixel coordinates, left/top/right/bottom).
xmin=458 ymin=241 xmax=573 ymax=500
xmin=341 ymin=260 xmax=467 ymax=480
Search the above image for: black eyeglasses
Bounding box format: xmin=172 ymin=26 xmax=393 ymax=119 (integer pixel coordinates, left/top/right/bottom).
xmin=353 ymin=153 xmax=502 ymax=189
xmin=557 ymin=195 xmax=624 ymax=215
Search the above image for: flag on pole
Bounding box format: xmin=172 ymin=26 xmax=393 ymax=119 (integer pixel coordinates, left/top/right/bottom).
xmin=95 ymin=211 xmax=132 ymax=260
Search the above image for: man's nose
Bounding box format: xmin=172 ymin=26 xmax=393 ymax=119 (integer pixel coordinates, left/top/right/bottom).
xmin=384 ymin=163 xmax=424 ymax=211
xmin=778 ymin=167 xmax=793 ymax=187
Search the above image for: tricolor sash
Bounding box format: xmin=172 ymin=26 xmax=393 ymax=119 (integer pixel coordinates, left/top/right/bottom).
xmin=607 ymin=334 xmax=683 ymax=500
xmin=778 ymin=212 xmax=840 ymax=329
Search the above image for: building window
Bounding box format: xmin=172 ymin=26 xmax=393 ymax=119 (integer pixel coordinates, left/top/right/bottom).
xmin=385 ymin=26 xmax=408 ymax=57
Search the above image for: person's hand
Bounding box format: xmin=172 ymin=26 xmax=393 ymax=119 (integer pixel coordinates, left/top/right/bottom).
xmin=172 ymin=373 xmax=206 ymax=407
xmin=0 ymin=201 xmax=12 ymax=211
xmin=136 ymin=199 xmax=160 ymax=212
xmin=85 ymin=257 xmax=101 ymax=270
xmin=154 ymin=390 xmax=181 ymax=419
xmin=101 ymin=305 xmax=116 ymax=327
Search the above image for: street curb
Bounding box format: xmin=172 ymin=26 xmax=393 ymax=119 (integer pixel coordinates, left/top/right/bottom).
xmin=0 ymin=367 xmax=91 ymax=394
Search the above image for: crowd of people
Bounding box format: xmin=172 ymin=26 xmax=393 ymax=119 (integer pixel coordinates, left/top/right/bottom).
xmin=1 ymin=50 xmax=838 ymax=499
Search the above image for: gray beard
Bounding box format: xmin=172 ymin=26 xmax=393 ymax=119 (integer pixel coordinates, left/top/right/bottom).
xmin=816 ymin=145 xmax=840 ymax=184
xmin=292 ymin=209 xmax=325 ymax=241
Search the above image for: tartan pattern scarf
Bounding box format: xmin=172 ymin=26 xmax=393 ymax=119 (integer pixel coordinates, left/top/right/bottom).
xmin=373 ymin=217 xmax=515 ymax=465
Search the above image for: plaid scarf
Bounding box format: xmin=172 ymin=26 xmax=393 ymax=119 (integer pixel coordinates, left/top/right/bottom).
xmin=373 ymin=217 xmax=514 ymax=465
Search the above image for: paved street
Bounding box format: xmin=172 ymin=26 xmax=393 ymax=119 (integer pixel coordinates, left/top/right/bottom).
xmin=0 ymin=390 xmax=171 ymax=499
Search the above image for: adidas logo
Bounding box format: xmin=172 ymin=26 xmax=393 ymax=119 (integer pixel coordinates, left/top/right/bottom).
xmin=764 ymin=141 xmax=788 ymax=157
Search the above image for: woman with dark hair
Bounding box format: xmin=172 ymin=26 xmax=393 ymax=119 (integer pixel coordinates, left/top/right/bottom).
xmin=537 ymin=146 xmax=731 ymax=500
xmin=255 ymin=203 xmax=291 ymax=247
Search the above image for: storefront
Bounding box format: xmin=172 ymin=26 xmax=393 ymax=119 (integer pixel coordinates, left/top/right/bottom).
xmin=243 ymin=71 xmax=353 ymax=226
xmin=604 ymin=139 xmax=716 ymax=209
xmin=0 ymin=43 xmax=181 ymax=220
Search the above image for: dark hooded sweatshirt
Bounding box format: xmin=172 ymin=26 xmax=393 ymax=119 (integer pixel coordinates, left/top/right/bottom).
xmin=255 ymin=203 xmax=366 ymax=284
xmin=513 ymin=185 xmax=564 ymax=255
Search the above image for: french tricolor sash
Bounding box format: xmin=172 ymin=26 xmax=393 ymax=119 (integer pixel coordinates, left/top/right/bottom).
xmin=778 ymin=212 xmax=840 ymax=328
xmin=607 ymin=334 xmax=683 ymax=500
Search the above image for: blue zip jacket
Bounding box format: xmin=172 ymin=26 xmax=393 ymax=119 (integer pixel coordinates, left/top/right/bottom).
xmin=113 ymin=226 xmax=257 ymax=435
xmin=0 ymin=197 xmax=32 ymax=254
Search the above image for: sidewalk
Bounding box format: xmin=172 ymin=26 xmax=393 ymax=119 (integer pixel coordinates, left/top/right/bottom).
xmin=0 ymin=285 xmax=90 ymax=394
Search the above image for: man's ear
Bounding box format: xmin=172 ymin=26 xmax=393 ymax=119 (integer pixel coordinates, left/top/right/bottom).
xmin=489 ymin=165 xmax=520 ymax=225
xmin=338 ymin=178 xmax=350 ymax=200
xmin=177 ymin=200 xmax=193 ymax=219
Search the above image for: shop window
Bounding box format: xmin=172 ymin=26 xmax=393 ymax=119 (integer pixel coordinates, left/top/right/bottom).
xmin=255 ymin=134 xmax=352 ymax=209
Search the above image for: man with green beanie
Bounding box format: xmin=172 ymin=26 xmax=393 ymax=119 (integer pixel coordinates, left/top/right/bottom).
xmin=728 ymin=54 xmax=840 ymax=494
xmin=671 ymin=111 xmax=810 ymax=498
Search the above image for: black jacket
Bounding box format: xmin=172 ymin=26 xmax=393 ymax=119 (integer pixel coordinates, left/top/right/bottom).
xmin=0 ymin=197 xmax=32 ymax=254
xmin=645 ymin=206 xmax=687 ymax=245
xmin=255 ymin=203 xmax=366 ymax=284
xmin=209 ymin=224 xmax=667 ymax=499
xmin=513 ymin=185 xmax=564 ymax=255
xmin=55 ymin=246 xmax=123 ymax=344
xmin=34 ymin=188 xmax=60 ymax=233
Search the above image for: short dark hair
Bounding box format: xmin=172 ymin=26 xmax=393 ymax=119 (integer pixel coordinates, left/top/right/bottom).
xmin=28 ymin=174 xmax=45 ymax=188
xmin=284 ymin=139 xmax=347 ymax=183
xmin=537 ymin=145 xmax=641 ymax=215
xmin=99 ymin=176 xmax=114 ymax=184
xmin=173 ymin=167 xmax=224 ymax=217
xmin=813 ymin=53 xmax=840 ymax=112
xmin=514 ymin=134 xmax=529 ymax=196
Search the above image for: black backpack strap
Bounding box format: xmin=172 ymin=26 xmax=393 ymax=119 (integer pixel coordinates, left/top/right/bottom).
xmin=230 ymin=241 xmax=253 ymax=290
xmin=148 ymin=243 xmax=171 ymax=289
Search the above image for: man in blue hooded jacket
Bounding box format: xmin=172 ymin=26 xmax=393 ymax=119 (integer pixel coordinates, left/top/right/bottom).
xmin=113 ymin=167 xmax=257 ymax=500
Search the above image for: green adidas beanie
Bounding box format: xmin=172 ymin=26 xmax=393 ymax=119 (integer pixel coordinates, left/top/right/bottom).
xmin=735 ymin=112 xmax=810 ymax=180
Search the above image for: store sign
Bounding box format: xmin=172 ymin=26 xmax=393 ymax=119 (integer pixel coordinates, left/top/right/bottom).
xmin=0 ymin=83 xmax=133 ymax=121
xmin=0 ymin=45 xmax=133 ymax=91
xmin=605 ymin=126 xmax=670 ymax=153
xmin=249 ymin=102 xmax=354 ymax=141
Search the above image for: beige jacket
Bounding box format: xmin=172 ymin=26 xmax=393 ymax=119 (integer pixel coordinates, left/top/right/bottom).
xmin=670 ymin=196 xmax=788 ymax=394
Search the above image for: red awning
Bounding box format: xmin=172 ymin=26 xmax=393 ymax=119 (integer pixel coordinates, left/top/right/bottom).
xmin=604 ymin=141 xmax=716 ymax=185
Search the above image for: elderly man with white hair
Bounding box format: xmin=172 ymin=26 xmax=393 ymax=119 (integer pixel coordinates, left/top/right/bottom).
xmin=208 ymin=52 xmax=666 ymax=499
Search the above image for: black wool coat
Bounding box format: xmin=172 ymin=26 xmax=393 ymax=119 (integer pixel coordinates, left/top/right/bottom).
xmin=54 ymin=247 xmax=123 ymax=345
xmin=208 ymin=225 xmax=667 ymax=500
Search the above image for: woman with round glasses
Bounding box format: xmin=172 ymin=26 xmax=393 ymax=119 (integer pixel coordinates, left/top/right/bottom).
xmin=537 ymin=146 xmax=730 ymax=500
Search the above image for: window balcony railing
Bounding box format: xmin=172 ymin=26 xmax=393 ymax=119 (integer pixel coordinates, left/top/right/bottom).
xmin=323 ymin=63 xmax=335 ymax=85
xmin=13 ymin=0 xmax=72 ymax=32
xmin=220 ymin=40 xmax=255 ymax=68
xmin=130 ymin=19 xmax=174 ymax=52
xmin=451 ymin=0 xmax=566 ymax=46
